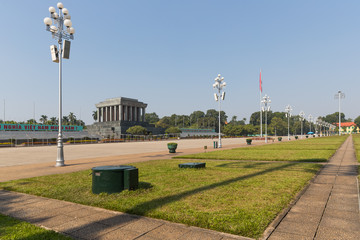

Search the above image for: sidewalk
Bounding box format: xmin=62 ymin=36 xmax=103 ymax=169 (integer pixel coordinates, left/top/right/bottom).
xmin=0 ymin=190 xmax=252 ymax=240
xmin=266 ymin=135 xmax=360 ymax=239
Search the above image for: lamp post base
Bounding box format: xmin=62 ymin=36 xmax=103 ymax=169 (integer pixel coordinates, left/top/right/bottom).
xmin=55 ymin=144 xmax=65 ymax=167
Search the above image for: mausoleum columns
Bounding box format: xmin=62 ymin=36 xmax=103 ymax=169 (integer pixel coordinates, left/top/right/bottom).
xmin=96 ymin=98 xmax=147 ymax=123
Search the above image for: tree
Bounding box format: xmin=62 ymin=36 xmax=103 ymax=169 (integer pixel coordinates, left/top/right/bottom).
xmin=323 ymin=112 xmax=346 ymax=124
xmin=165 ymin=127 xmax=182 ymax=134
xmin=49 ymin=117 xmax=58 ymax=125
xmin=190 ymin=111 xmax=205 ymax=125
xmin=269 ymin=117 xmax=287 ymax=136
xmin=145 ymin=112 xmax=159 ymax=124
xmin=205 ymin=109 xmax=218 ymax=119
xmin=62 ymin=116 xmax=69 ymax=125
xmin=155 ymin=116 xmax=171 ymax=129
xmin=39 ymin=115 xmax=48 ymax=124
xmin=26 ymin=119 xmax=37 ymax=124
xmin=126 ymin=125 xmax=147 ymax=135
xmin=68 ymin=112 xmax=77 ymax=125
xmin=249 ymin=111 xmax=261 ymax=126
xmin=354 ymin=115 xmax=360 ymax=127
xmin=92 ymin=111 xmax=97 ymax=121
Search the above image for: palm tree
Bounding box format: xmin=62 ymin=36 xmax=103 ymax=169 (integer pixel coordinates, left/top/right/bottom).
xmin=62 ymin=116 xmax=69 ymax=125
xmin=27 ymin=119 xmax=37 ymax=124
xmin=40 ymin=115 xmax=48 ymax=124
xmin=68 ymin=112 xmax=76 ymax=125
xmin=50 ymin=117 xmax=57 ymax=125
xmin=92 ymin=111 xmax=97 ymax=121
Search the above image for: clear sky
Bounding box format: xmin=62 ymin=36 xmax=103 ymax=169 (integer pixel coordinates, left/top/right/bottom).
xmin=0 ymin=1 xmax=359 ymax=125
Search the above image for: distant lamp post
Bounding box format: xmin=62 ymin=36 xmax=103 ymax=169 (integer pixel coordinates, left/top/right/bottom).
xmin=318 ymin=119 xmax=324 ymax=136
xmin=299 ymin=111 xmax=305 ymax=139
xmin=334 ymin=91 xmax=345 ymax=135
xmin=43 ymin=2 xmax=75 ymax=167
xmin=308 ymin=114 xmax=313 ymax=133
xmin=213 ymin=74 xmax=226 ymax=148
xmin=285 ymin=105 xmax=292 ymax=140
xmin=261 ymin=95 xmax=271 ymax=143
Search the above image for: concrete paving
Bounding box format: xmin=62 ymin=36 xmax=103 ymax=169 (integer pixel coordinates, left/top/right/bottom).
xmin=0 ymin=138 xmax=253 ymax=167
xmin=266 ymin=135 xmax=360 ymax=240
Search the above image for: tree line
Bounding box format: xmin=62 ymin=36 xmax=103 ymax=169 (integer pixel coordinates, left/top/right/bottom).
xmin=143 ymin=110 xmax=356 ymax=136
xmin=0 ymin=112 xmax=85 ymax=127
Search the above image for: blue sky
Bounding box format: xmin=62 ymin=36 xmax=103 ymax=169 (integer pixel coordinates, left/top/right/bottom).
xmin=0 ymin=1 xmax=359 ymax=125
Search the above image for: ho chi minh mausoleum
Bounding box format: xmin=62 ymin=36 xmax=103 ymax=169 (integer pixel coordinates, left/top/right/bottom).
xmin=87 ymin=97 xmax=164 ymax=137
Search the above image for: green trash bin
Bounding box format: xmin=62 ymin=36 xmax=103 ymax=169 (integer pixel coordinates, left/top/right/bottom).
xmin=92 ymin=165 xmax=138 ymax=194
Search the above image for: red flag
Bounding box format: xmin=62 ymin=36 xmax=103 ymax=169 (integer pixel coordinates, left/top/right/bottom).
xmin=259 ymin=70 xmax=262 ymax=93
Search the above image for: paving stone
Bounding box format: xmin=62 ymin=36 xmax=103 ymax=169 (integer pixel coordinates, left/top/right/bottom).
xmin=313 ymin=175 xmax=336 ymax=184
xmin=290 ymin=204 xmax=324 ymax=215
xmin=34 ymin=214 xmax=79 ymax=228
xmin=63 ymin=206 xmax=101 ymax=218
xmin=53 ymin=217 xmax=101 ymax=233
xmin=323 ymin=208 xmax=360 ymax=222
xmin=268 ymin=231 xmax=312 ymax=240
xmin=141 ymin=222 xmax=191 ymax=239
xmin=70 ymin=222 xmax=120 ymax=240
xmin=120 ymin=217 xmax=164 ymax=233
xmin=334 ymin=177 xmax=358 ymax=186
xmin=315 ymin=226 xmax=360 ymax=240
xmin=318 ymin=215 xmax=360 ymax=232
xmin=273 ymin=219 xmax=317 ymax=238
xmin=178 ymin=230 xmax=222 ymax=240
xmin=97 ymin=213 xmax=139 ymax=227
xmin=282 ymin=211 xmax=322 ymax=225
xmin=94 ymin=228 xmax=142 ymax=240
xmin=326 ymin=200 xmax=359 ymax=213
xmin=295 ymin=199 xmax=327 ymax=209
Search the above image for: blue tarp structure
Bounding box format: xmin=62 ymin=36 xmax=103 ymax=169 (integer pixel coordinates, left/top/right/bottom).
xmin=307 ymin=132 xmax=314 ymax=134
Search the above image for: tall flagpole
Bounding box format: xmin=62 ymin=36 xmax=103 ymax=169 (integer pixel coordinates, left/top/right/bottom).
xmin=259 ymin=69 xmax=263 ymax=137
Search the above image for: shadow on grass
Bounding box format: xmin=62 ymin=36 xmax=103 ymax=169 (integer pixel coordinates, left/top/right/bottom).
xmin=126 ymin=162 xmax=303 ymax=215
xmin=215 ymin=162 xmax=319 ymax=174
xmin=138 ymin=181 xmax=153 ymax=190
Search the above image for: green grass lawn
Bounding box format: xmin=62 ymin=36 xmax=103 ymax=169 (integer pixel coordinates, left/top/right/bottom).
xmin=351 ymin=135 xmax=360 ymax=184
xmin=0 ymin=160 xmax=321 ymax=239
xmin=352 ymin=134 xmax=360 ymax=163
xmin=175 ymin=136 xmax=348 ymax=162
xmin=0 ymin=213 xmax=72 ymax=240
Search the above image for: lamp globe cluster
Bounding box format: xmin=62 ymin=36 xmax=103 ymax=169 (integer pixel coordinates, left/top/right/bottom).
xmin=43 ymin=2 xmax=75 ymax=39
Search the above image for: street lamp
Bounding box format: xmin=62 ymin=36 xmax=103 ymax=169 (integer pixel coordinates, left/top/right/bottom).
xmin=299 ymin=111 xmax=305 ymax=139
xmin=285 ymin=105 xmax=292 ymax=140
xmin=334 ymin=91 xmax=345 ymax=135
xmin=308 ymin=114 xmax=313 ymax=133
xmin=261 ymin=95 xmax=271 ymax=143
xmin=44 ymin=2 xmax=75 ymax=167
xmin=213 ymin=74 xmax=226 ymax=148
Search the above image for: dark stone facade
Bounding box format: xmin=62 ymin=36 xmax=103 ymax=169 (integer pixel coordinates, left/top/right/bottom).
xmin=87 ymin=120 xmax=164 ymax=138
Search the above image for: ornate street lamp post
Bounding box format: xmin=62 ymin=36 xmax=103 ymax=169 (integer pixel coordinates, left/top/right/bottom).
xmin=43 ymin=2 xmax=75 ymax=167
xmin=299 ymin=111 xmax=305 ymax=139
xmin=261 ymin=95 xmax=271 ymax=143
xmin=334 ymin=91 xmax=345 ymax=136
xmin=213 ymin=74 xmax=226 ymax=148
xmin=308 ymin=114 xmax=313 ymax=134
xmin=285 ymin=105 xmax=292 ymax=140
